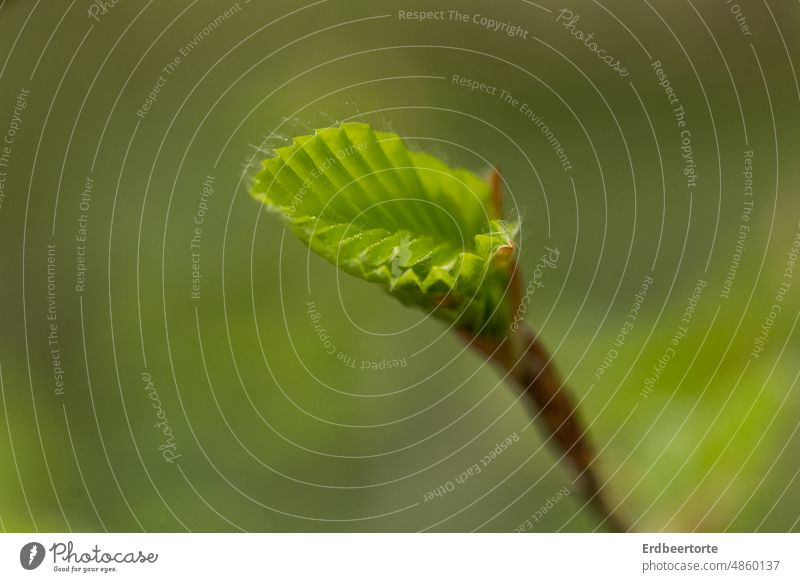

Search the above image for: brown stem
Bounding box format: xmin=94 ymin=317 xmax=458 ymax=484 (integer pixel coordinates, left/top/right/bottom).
xmin=472 ymin=167 xmax=626 ymax=531
xmin=515 ymin=327 xmax=626 ymax=532
xmin=461 ymin=327 xmax=626 ymax=532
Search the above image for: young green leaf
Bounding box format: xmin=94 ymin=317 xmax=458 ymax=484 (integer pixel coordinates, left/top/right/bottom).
xmin=250 ymin=122 xmax=625 ymax=531
xmin=250 ymin=122 xmax=518 ymax=336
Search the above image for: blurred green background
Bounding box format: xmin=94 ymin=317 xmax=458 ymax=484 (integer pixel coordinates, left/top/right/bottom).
xmin=0 ymin=0 xmax=799 ymax=532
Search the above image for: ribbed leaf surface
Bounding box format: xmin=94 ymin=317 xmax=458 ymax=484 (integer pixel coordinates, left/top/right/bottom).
xmin=251 ymin=123 xmax=517 ymax=335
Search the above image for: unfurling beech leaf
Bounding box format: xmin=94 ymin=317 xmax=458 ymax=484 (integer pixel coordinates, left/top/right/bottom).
xmin=250 ymin=122 xmax=518 ymax=336
xmin=250 ymin=122 xmax=626 ymax=531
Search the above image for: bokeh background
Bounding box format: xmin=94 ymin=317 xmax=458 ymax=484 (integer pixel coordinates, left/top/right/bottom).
xmin=0 ymin=0 xmax=799 ymax=532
